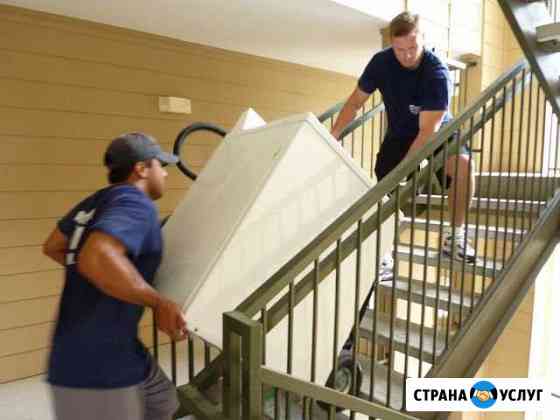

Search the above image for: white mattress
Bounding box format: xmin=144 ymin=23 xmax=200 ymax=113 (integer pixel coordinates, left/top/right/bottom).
xmin=155 ymin=110 xmax=395 ymax=384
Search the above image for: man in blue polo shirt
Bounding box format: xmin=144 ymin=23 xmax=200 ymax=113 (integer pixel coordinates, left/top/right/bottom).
xmin=42 ymin=133 xmax=187 ymax=420
xmin=332 ymin=12 xmax=475 ymax=277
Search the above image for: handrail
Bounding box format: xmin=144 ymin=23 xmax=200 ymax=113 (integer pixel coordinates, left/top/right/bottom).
xmin=235 ymin=59 xmax=529 ymax=318
xmin=338 ymin=101 xmax=386 ymax=140
xmin=317 ymin=101 xmax=344 ymax=123
xmin=172 ymin=100 xmax=385 ymax=181
xmin=173 ymin=122 xmax=227 ymax=181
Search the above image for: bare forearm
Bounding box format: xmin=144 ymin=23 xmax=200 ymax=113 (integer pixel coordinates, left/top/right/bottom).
xmin=408 ymin=111 xmax=446 ymax=157
xmin=331 ymin=103 xmax=358 ymax=140
xmin=43 ymin=227 xmax=69 ymax=267
xmin=331 ymin=87 xmax=370 ymax=140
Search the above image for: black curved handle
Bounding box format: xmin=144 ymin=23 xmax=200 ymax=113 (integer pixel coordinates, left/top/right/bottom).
xmin=173 ymin=122 xmax=227 ymax=181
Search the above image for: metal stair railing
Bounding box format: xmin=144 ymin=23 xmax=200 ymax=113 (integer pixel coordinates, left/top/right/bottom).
xmin=164 ymin=40 xmax=560 ymax=420
xmin=170 ymin=56 xmax=560 ymax=418
xmin=215 ymin=61 xmax=537 ymax=419
xmin=173 ymin=58 xmax=560 ymax=420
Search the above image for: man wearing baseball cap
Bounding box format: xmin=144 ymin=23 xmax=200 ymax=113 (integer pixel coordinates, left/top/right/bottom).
xmin=42 ymin=132 xmax=185 ymax=420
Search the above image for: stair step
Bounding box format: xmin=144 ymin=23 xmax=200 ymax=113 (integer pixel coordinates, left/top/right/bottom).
xmin=400 ymin=217 xmax=525 ymax=241
xmin=537 ymin=23 xmax=560 ymax=53
xmin=413 ymin=195 xmax=545 ymax=213
xmin=360 ymin=311 xmax=446 ymax=363
xmin=395 ymin=244 xmax=502 ymax=277
xmin=377 ymin=277 xmax=480 ymax=310
xmin=358 ymin=355 xmax=405 ymax=411
xmin=537 ymin=22 xmax=560 ymax=43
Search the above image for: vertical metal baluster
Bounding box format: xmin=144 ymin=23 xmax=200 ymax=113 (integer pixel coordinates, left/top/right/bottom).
xmin=171 ymin=340 xmax=177 ymax=385
xmin=521 ymin=73 xmax=534 ymax=241
xmin=286 ymin=280 xmax=294 ymax=419
xmin=274 ymin=387 xmax=280 ymax=420
xmin=203 ymin=342 xmax=210 ymax=368
xmin=303 ymin=392 xmax=310 ymax=420
xmin=493 ymin=86 xmax=508 ymax=278
xmin=420 ymin=154 xmax=433 ymax=376
xmin=261 ymin=308 xmax=267 ymax=365
xmin=529 ymin=87 xmax=542 ymax=229
xmin=537 ymin=90 xmax=548 ymax=217
xmin=350 ymin=221 xmax=363 ymax=420
xmin=188 ymin=336 xmax=194 ymax=381
xmin=512 ymin=70 xmax=527 ymax=252
xmin=330 ymin=239 xmax=342 ymax=420
xmin=463 ymin=68 xmax=469 ymax=112
xmin=458 ymin=118 xmax=474 ymax=328
xmin=446 ymin=127 xmax=462 ymax=345
xmin=435 ymin=141 xmax=448 ymax=353
xmin=387 ymin=184 xmax=400 ymax=408
xmin=381 ymin=111 xmax=386 ymax=155
xmin=453 ymin=70 xmax=458 ymax=116
xmin=472 ymin=105 xmax=487 ymax=310
xmin=462 ymin=68 xmax=467 ymax=112
xmin=545 ymin=111 xmax=556 ymax=202
xmin=362 ymin=105 xmax=366 ymax=171
xmin=502 ymin=76 xmax=517 ymax=265
xmin=455 ymin=70 xmax=460 ymax=116
xmin=371 ymin=103 xmax=376 ymax=179
xmin=352 ymin=120 xmax=356 ymax=160
xmin=554 ymin=121 xmax=560 ymax=197
xmin=482 ymin=96 xmax=497 ymax=295
xmin=309 ymin=259 xmax=319 ymax=420
xmin=152 ymin=312 xmax=159 ymax=362
xmin=370 ymin=202 xmax=382 ymax=404
xmin=377 ymin=112 xmax=384 ymax=178
xmin=404 ymin=170 xmax=417 ymax=394
xmin=333 ymin=239 xmax=341 ymax=382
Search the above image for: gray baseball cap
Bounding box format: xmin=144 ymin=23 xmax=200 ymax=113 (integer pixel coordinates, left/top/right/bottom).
xmin=104 ymin=132 xmax=179 ymax=169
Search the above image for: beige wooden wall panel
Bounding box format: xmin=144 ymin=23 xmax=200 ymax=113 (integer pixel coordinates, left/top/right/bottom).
xmin=0 ymin=190 xmax=187 ymax=221
xmin=0 ymin=4 xmax=356 ymax=382
xmin=3 ymin=270 xmax=63 ymax=303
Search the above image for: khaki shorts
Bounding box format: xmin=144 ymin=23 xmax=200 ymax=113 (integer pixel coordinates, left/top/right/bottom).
xmin=50 ymin=356 xmax=179 ymax=420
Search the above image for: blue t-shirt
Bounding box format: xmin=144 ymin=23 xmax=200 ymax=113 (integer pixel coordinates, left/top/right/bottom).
xmin=358 ymin=48 xmax=452 ymax=142
xmin=47 ymin=184 xmax=163 ymax=388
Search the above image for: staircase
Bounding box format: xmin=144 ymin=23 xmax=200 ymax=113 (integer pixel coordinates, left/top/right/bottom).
xmin=159 ymin=2 xmax=560 ymax=419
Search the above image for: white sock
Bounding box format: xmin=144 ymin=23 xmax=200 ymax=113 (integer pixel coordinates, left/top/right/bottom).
xmin=445 ymin=225 xmax=464 ymax=237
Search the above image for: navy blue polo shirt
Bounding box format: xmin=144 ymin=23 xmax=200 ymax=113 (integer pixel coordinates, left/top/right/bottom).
xmin=47 ymin=184 xmax=163 ymax=388
xmin=358 ymin=48 xmax=452 ymax=142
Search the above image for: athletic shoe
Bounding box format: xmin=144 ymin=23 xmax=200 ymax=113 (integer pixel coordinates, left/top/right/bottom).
xmin=442 ymin=229 xmax=476 ymax=263
xmin=378 ymin=254 xmax=394 ymax=282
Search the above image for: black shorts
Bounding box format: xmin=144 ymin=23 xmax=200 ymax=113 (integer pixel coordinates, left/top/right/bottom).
xmin=374 ymin=132 xmax=470 ymax=183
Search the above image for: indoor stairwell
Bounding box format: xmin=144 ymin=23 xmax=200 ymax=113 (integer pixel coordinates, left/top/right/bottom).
xmin=159 ymin=3 xmax=560 ymax=419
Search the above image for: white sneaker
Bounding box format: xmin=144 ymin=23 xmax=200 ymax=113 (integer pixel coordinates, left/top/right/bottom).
xmin=442 ymin=228 xmax=476 ymax=263
xmin=378 ymin=255 xmax=394 ymax=282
